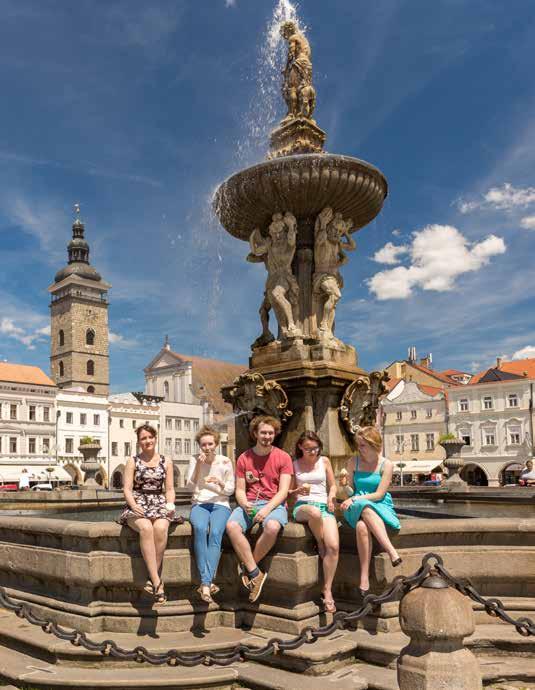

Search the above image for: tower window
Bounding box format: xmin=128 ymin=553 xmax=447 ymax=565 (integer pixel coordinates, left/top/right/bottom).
xmin=59 ymin=330 xmax=65 ymax=346
xmin=87 ymin=360 xmax=94 ymax=376
xmin=59 ymin=361 xmax=64 ymax=377
xmin=87 ymin=386 xmax=95 ymax=393
xmin=86 ymin=329 xmax=95 ymax=346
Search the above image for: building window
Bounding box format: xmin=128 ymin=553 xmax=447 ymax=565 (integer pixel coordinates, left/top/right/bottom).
xmin=426 ymin=408 xmax=432 ymax=418
xmin=10 ymin=404 xmax=17 ymax=420
xmin=410 ymin=410 xmax=417 ymax=420
xmin=86 ymin=329 xmax=95 ymax=346
xmin=164 ymin=381 xmax=169 ymax=400
xmin=119 ymin=419 xmax=124 ymax=428
xmin=483 ymin=396 xmax=493 ymax=410
xmin=94 ymin=414 xmax=100 ymax=426
xmin=508 ymin=425 xmax=521 ymax=445
xmin=425 ymin=433 xmax=434 ymax=450
xmin=483 ymin=431 xmax=495 ymax=446
xmin=29 ymin=405 xmax=36 ymax=421
xmin=193 ymin=420 xmax=199 ymax=431
xmin=86 ymin=360 xmax=94 ymax=376
xmin=459 ymin=399 xmax=469 ymax=412
xmin=65 ymin=438 xmax=73 ymax=453
xmin=508 ymin=394 xmax=518 ymax=408
xmin=410 ymin=434 xmax=419 ymax=451
xmin=66 ymin=411 xmax=73 ymax=424
xmin=124 ymin=442 xmax=131 ymax=456
xmin=165 ymin=417 xmax=172 ymax=430
xmin=184 ymin=420 xmax=191 ymax=431
xmin=396 ymin=411 xmax=402 ymax=421
xmin=87 ymin=386 xmax=95 ymax=393
xmin=59 ymin=330 xmax=65 ymax=346
xmin=28 ymin=437 xmax=36 ymax=454
xmin=395 ymin=435 xmax=404 ymax=453
xmin=43 ymin=407 xmax=50 ymax=422
xmin=174 ymin=439 xmax=181 ymax=455
xmin=175 ymin=418 xmax=181 ymax=431
xmin=165 ymin=438 xmax=172 ymax=453
xmin=461 ymin=433 xmax=471 ymax=446
xmin=111 ymin=442 xmax=118 ymax=456
xmin=59 ymin=361 xmax=64 ymax=377
xmin=42 ymin=438 xmax=50 ymax=454
xmin=9 ymin=437 xmax=17 ymax=453
xmin=184 ymin=439 xmax=191 ymax=454
xmin=80 ymin=413 xmax=87 ymax=426
xmin=221 ymin=442 xmax=228 ymax=457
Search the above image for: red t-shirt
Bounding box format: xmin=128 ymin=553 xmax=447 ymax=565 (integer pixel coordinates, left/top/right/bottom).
xmin=236 ymin=447 xmax=294 ymax=502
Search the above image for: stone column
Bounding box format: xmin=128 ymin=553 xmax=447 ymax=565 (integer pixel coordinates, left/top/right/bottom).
xmin=398 ymin=575 xmax=482 ymax=690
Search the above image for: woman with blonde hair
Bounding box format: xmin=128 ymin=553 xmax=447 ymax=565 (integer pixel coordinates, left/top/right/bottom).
xmin=340 ymin=426 xmax=401 ymax=597
xmin=186 ymin=425 xmax=235 ymax=603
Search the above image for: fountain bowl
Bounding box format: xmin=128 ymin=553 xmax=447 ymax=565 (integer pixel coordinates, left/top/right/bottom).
xmin=214 ymin=153 xmax=388 ymax=240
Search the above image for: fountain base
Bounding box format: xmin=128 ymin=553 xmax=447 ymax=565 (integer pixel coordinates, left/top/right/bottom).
xmin=268 ymin=117 xmax=326 ymax=158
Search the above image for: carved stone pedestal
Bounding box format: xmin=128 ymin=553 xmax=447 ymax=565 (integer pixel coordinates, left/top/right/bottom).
xmin=268 ymin=117 xmax=326 ymax=159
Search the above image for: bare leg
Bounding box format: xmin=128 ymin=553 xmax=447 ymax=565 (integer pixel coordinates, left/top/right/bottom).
xmin=152 ymin=518 xmax=170 ymax=573
xmin=295 ymin=505 xmax=325 ymax=558
xmin=127 ymin=517 xmax=160 ymax=587
xmin=356 ymin=520 xmax=372 ymax=591
xmin=360 ymin=508 xmax=399 ymax=562
xmin=253 ymin=520 xmax=281 ymax=564
xmin=227 ymin=521 xmax=257 ymax=572
xmin=321 ymin=516 xmax=339 ymax=601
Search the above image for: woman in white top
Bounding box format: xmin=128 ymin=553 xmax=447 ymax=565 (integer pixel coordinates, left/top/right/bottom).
xmin=290 ymin=430 xmax=339 ymax=613
xmin=186 ymin=425 xmax=235 ymax=603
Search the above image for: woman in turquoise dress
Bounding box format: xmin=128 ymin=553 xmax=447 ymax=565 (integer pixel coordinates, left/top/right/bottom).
xmin=339 ymin=426 xmax=401 ymax=596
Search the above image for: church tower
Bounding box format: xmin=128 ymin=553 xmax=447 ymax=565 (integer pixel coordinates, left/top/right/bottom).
xmin=49 ymin=205 xmax=111 ymax=395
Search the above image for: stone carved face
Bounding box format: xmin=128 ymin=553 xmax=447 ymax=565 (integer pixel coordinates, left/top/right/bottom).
xmin=280 ymin=20 xmax=297 ymax=40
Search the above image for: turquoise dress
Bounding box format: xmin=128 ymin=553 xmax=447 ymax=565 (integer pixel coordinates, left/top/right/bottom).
xmin=343 ymin=456 xmax=400 ymax=531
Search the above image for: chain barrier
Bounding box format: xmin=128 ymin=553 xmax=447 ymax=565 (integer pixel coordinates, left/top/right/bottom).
xmin=0 ymin=552 xmax=533 ymax=666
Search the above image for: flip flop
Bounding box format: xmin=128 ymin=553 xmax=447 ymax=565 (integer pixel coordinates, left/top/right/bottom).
xmin=321 ymin=597 xmax=336 ymax=613
xmin=196 ymin=586 xmax=213 ymax=604
xmin=153 ymin=580 xmax=167 ymax=605
xmin=210 ymin=584 xmax=220 ymax=595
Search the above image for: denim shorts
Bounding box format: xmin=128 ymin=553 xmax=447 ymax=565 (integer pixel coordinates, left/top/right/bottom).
xmin=292 ymin=500 xmax=336 ymax=521
xmin=227 ymin=500 xmax=288 ymax=533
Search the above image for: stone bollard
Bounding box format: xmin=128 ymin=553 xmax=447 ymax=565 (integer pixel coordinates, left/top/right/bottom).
xmin=397 ymin=575 xmax=482 ymax=690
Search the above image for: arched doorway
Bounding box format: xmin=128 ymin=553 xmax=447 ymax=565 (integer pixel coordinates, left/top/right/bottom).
xmin=172 ymin=463 xmax=181 ymax=488
xmin=500 ymin=462 xmax=524 ymax=486
xmin=460 ymin=463 xmax=488 ymax=486
xmin=112 ymin=464 xmax=125 ymax=490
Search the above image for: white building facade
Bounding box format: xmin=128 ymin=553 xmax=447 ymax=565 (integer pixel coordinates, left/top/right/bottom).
xmin=56 ymin=389 xmax=109 ymax=486
xmin=108 ymin=393 xmax=160 ymax=489
xmin=0 ymin=363 xmax=68 ymax=486
xmin=448 ymin=375 xmax=534 ymax=486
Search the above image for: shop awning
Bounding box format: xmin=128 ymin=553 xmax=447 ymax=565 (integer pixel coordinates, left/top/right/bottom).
xmin=392 ymin=459 xmax=443 ymax=474
xmin=0 ymin=465 xmax=73 ymax=482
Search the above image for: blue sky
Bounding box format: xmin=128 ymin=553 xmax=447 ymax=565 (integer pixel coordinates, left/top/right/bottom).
xmin=1 ymin=0 xmax=535 ymax=392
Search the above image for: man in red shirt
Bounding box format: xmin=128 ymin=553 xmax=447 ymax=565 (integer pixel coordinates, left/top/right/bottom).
xmin=226 ymin=415 xmax=293 ymax=602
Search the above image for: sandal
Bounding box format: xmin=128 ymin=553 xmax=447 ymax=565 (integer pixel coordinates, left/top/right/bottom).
xmin=196 ymin=585 xmax=213 ymax=604
xmin=153 ymin=580 xmax=167 ymax=605
xmin=321 ymin=597 xmax=336 ymax=613
xmin=210 ymin=584 xmax=220 ymax=595
xmin=143 ymin=579 xmax=154 ymax=595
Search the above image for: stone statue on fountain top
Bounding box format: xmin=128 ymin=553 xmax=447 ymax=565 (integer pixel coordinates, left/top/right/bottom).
xmin=280 ymin=20 xmax=316 ymax=122
xmin=248 ymin=212 xmax=302 ymax=343
xmin=313 ymin=207 xmax=356 ymax=346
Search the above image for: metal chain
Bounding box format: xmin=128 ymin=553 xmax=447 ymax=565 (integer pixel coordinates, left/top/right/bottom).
xmin=0 ymin=552 xmax=533 ymax=666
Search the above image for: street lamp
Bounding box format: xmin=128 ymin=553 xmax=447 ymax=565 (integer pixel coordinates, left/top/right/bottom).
xmin=397 ymin=461 xmax=407 ymax=486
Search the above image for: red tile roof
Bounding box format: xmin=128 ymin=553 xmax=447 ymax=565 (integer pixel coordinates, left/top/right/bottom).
xmin=440 ymin=368 xmax=471 ymax=377
xmin=408 ymin=362 xmax=460 ymax=386
xmin=0 ymin=362 xmax=56 ymax=387
xmin=470 ymin=358 xmax=535 ymax=384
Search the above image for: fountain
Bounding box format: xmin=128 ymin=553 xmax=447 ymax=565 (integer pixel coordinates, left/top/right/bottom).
xmin=215 ymin=10 xmax=389 ymax=467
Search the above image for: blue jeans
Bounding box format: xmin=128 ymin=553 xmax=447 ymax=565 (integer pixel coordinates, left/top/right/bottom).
xmin=189 ymin=503 xmax=231 ymax=586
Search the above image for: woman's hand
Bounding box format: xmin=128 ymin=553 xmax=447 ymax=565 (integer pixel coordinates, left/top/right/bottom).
xmin=327 ymin=496 xmax=335 ymax=513
xmin=198 ymin=452 xmax=208 ymax=464
xmin=131 ymin=503 xmax=145 ymax=517
xmin=205 ymin=475 xmax=223 ymax=490
xmin=294 ymin=484 xmax=311 ymax=496
xmin=340 ymin=498 xmax=354 ymax=511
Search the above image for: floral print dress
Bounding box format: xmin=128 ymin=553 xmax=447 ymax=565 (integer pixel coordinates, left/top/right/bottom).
xmin=118 ymin=455 xmax=182 ymax=524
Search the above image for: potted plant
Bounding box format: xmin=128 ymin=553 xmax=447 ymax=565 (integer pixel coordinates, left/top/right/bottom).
xmin=439 ymin=434 xmax=468 ymax=490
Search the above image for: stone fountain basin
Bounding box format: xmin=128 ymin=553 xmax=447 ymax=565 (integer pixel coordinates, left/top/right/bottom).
xmin=214 ymin=153 xmax=388 ymax=240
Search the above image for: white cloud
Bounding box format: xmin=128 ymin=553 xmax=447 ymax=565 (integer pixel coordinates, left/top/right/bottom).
xmin=512 ymin=345 xmax=535 ymax=360
xmin=109 ymin=331 xmax=136 ymax=348
xmin=225 ymin=0 xmax=236 ymax=6
xmin=391 ymin=228 xmax=402 ymax=237
xmin=0 ymin=318 xmax=49 ymax=349
xmin=373 ymin=241 xmax=408 ymax=265
xmin=520 ymin=215 xmax=535 ymax=230
xmin=458 ymin=183 xmax=535 ymax=214
xmin=368 ymin=225 xmax=506 ymax=300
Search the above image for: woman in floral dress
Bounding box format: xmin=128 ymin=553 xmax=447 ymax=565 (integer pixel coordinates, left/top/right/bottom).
xmin=118 ymin=424 xmax=181 ymax=603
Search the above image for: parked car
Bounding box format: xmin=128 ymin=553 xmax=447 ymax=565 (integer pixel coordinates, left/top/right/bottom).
xmin=0 ymin=483 xmax=18 ymax=491
xmin=30 ymin=483 xmax=53 ymax=491
xmin=423 ymin=479 xmax=441 ymax=486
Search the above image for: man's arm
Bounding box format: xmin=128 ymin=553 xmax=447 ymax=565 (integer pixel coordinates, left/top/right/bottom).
xmin=253 ymin=473 xmax=292 ymax=523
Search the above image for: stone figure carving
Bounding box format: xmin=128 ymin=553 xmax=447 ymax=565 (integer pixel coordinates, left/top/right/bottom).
xmin=248 ymin=212 xmax=302 ymax=340
xmin=313 ymin=207 xmax=356 ymax=345
xmin=280 ymin=20 xmax=316 ymax=121
xmin=339 ymin=371 xmax=390 ymax=440
xmin=222 ymin=371 xmax=293 ymax=426
xmin=247 ymin=252 xmax=276 ymax=348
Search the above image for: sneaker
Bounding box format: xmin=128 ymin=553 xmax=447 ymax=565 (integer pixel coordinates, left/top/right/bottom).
xmin=248 ymin=570 xmax=267 ymax=603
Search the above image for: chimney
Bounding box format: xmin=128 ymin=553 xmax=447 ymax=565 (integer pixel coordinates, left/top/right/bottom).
xmin=420 ymin=353 xmax=433 ymax=369
xmin=496 ymin=357 xmax=502 ymax=369
xmin=408 ymin=346 xmax=417 ymax=364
